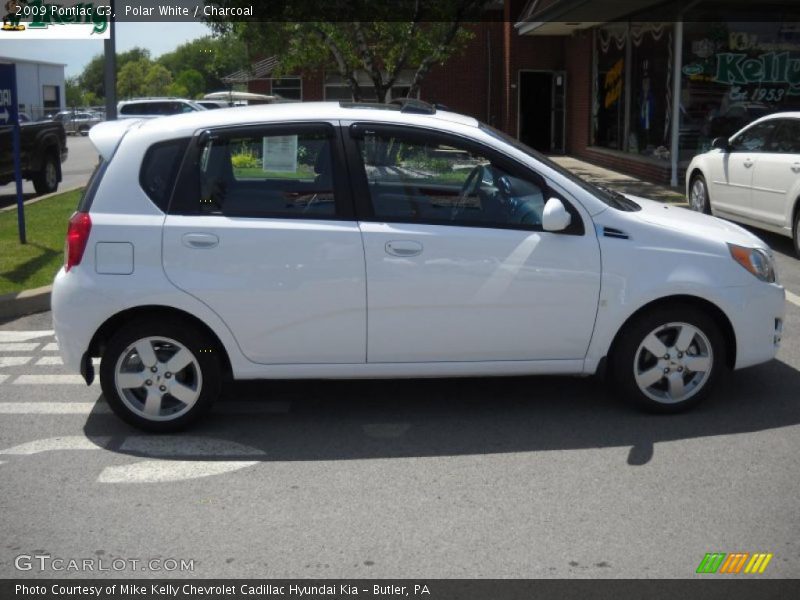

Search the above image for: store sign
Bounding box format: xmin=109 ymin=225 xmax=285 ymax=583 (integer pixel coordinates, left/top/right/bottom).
xmin=714 ymin=52 xmax=800 ymax=95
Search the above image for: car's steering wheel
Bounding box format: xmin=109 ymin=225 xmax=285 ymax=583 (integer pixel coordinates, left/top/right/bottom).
xmin=453 ymin=164 xmax=487 ymax=219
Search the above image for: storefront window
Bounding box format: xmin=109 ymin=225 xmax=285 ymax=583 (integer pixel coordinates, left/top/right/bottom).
xmin=594 ymin=24 xmax=627 ymax=150
xmin=593 ymin=23 xmax=672 ymax=161
xmin=679 ymin=22 xmax=800 ymax=162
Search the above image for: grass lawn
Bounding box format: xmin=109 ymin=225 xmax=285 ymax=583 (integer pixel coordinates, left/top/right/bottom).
xmin=0 ymin=189 xmax=82 ymax=295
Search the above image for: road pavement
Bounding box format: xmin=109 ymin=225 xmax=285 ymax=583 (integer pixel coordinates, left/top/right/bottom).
xmin=1 ymin=267 xmax=799 ymax=579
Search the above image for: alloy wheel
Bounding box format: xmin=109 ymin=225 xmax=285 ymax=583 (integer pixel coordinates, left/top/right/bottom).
xmin=633 ymin=322 xmax=713 ymax=404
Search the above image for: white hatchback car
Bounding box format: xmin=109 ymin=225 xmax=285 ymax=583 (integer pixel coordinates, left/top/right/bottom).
xmin=687 ymin=112 xmax=800 ymax=255
xmin=52 ymin=101 xmax=785 ymax=431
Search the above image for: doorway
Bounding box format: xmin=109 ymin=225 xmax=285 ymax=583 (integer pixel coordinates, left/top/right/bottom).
xmin=518 ymin=71 xmax=565 ymax=154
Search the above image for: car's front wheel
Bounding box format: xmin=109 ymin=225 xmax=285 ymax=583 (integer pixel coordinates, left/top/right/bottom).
xmin=688 ymin=173 xmax=710 ymax=214
xmin=611 ymin=305 xmax=725 ymax=412
xmin=792 ymin=207 xmax=800 ymax=258
xmin=99 ymin=318 xmax=221 ymax=432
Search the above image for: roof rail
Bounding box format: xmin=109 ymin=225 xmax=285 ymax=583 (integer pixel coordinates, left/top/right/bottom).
xmin=389 ymin=98 xmax=437 ymax=115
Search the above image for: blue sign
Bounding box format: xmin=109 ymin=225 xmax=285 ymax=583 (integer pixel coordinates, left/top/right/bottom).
xmin=0 ymin=63 xmax=26 ymax=244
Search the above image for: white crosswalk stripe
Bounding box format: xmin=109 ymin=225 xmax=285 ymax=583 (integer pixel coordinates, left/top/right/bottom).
xmin=0 ymin=343 xmax=39 ymax=352
xmin=42 ymin=342 xmax=59 ymax=352
xmin=35 ymin=356 xmax=63 ymax=365
xmin=0 ymin=356 xmax=32 ymax=368
xmin=13 ymin=374 xmax=91 ymax=385
xmin=0 ymin=331 xmax=53 ymax=342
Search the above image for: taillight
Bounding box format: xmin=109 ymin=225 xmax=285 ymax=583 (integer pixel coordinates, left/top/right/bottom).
xmin=64 ymin=211 xmax=91 ymax=272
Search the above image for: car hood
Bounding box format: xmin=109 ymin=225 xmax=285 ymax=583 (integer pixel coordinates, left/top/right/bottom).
xmin=625 ymin=195 xmax=768 ymax=250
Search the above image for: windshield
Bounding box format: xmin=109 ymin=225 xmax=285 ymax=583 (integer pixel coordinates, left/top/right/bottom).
xmin=480 ymin=123 xmax=641 ymax=211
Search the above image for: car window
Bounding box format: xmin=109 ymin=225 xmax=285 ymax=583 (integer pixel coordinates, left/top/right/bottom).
xmin=766 ymin=119 xmax=800 ymax=154
xmin=139 ymin=138 xmax=190 ymax=211
xmin=356 ymin=131 xmax=549 ymax=229
xmin=730 ymin=121 xmax=777 ymax=152
xmin=190 ymin=127 xmax=336 ymax=218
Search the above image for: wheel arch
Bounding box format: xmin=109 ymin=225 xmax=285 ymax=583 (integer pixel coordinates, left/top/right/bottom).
xmin=87 ymin=305 xmax=233 ymax=379
xmin=606 ymin=294 xmax=736 ymax=370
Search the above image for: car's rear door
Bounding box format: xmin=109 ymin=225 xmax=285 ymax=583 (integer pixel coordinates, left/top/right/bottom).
xmin=345 ymin=123 xmax=601 ymax=363
xmin=162 ymin=122 xmax=367 ymax=365
xmin=710 ymin=120 xmax=777 ymax=218
xmin=749 ymin=118 xmax=800 ymax=229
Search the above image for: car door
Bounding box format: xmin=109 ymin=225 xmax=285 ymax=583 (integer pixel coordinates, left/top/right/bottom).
xmin=708 ymin=120 xmax=777 ymax=217
xmin=162 ymin=122 xmax=367 ymax=365
xmin=749 ymin=118 xmax=800 ymax=229
xmin=346 ymin=123 xmax=601 ymax=363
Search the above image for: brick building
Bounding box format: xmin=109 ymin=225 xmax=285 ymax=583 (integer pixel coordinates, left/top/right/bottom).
xmin=230 ymin=0 xmax=800 ymax=185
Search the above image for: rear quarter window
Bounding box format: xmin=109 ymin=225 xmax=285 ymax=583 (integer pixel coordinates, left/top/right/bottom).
xmin=139 ymin=138 xmax=189 ymax=211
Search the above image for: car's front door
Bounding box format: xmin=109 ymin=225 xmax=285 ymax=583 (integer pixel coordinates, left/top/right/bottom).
xmin=346 ymin=124 xmax=601 ymax=363
xmin=162 ymin=122 xmax=367 ymax=365
xmin=709 ymin=120 xmax=777 ymax=217
xmin=749 ymin=118 xmax=800 ymax=229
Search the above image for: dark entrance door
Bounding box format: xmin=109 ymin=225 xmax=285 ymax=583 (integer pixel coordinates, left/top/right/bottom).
xmin=519 ymin=71 xmax=565 ymax=154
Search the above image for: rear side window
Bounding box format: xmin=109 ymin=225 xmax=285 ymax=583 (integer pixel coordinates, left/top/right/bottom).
xmin=180 ymin=125 xmax=337 ymax=218
xmin=139 ymin=139 xmax=189 ymax=211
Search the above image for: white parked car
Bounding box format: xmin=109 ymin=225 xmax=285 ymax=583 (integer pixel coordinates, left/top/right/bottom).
xmin=687 ymin=112 xmax=800 ymax=255
xmin=117 ymin=98 xmax=206 ymax=119
xmin=52 ymin=101 xmax=785 ymax=431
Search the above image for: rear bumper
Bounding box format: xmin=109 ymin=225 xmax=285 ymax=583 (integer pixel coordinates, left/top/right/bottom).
xmin=52 ymin=267 xmax=101 ymax=376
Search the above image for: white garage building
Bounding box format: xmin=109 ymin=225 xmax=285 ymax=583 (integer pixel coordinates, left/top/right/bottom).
xmin=0 ymin=57 xmax=65 ymax=120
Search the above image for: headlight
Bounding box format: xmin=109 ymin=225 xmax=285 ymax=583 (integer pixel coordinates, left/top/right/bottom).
xmin=728 ymin=244 xmax=776 ymax=283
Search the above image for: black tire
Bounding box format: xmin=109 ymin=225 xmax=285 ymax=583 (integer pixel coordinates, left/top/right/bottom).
xmin=793 ymin=208 xmax=800 ymax=259
xmin=611 ymin=304 xmax=726 ymax=413
xmin=99 ymin=318 xmax=222 ymax=432
xmin=79 ymin=126 xmax=89 ymax=136
xmin=688 ymin=173 xmax=711 ymax=214
xmin=32 ymin=152 xmax=58 ymax=195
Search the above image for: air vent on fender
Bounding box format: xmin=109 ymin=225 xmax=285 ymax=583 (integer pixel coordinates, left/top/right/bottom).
xmin=602 ymin=227 xmax=630 ymax=240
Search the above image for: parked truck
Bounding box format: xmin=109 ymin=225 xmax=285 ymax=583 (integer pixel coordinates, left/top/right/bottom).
xmin=0 ymin=118 xmax=68 ymax=194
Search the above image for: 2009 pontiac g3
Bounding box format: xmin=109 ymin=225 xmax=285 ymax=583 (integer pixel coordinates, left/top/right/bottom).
xmin=52 ymin=101 xmax=785 ymax=431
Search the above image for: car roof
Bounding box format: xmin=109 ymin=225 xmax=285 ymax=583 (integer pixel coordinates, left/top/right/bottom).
xmin=752 ymin=111 xmax=800 ymax=121
xmin=132 ymin=101 xmax=480 ymax=137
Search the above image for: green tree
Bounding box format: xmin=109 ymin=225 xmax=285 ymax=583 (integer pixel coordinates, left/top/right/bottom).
xmin=65 ymin=76 xmax=83 ymax=108
xmin=117 ymin=59 xmax=150 ymax=99
xmin=158 ymin=34 xmax=248 ymax=93
xmin=207 ymin=1 xmax=487 ymax=102
xmin=79 ymin=47 xmax=153 ymax=101
xmin=174 ymin=69 xmax=205 ymax=98
xmin=144 ymin=63 xmax=173 ymax=97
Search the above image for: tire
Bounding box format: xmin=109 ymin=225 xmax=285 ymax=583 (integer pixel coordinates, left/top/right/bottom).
xmin=99 ymin=318 xmax=222 ymax=432
xmin=32 ymin=152 xmax=58 ymax=195
xmin=688 ymin=173 xmax=711 ymax=214
xmin=611 ymin=304 xmax=726 ymax=413
xmin=793 ymin=208 xmax=800 ymax=259
xmin=79 ymin=126 xmax=89 ymax=136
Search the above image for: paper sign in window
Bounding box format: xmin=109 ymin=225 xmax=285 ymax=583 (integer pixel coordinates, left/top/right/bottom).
xmin=262 ymin=135 xmax=298 ymax=172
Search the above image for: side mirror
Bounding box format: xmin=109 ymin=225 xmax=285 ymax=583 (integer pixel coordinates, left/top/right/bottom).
xmin=711 ymin=137 xmax=730 ymax=151
xmin=542 ymin=197 xmax=571 ymax=232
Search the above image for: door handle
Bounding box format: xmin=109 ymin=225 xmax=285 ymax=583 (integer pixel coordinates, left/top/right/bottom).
xmin=792 ymin=163 xmax=800 ymax=173
xmin=743 ymin=159 xmax=754 ymax=168
xmin=182 ymin=232 xmax=219 ymax=249
xmin=385 ymin=240 xmax=423 ymax=257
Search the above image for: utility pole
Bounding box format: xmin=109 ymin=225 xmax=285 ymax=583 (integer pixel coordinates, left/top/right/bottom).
xmin=103 ymin=0 xmax=116 ymax=119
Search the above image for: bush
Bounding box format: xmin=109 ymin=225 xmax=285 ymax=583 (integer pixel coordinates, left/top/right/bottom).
xmin=231 ymin=150 xmax=259 ymax=169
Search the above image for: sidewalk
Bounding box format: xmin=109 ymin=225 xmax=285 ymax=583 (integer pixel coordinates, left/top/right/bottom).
xmin=549 ymin=155 xmax=687 ymax=205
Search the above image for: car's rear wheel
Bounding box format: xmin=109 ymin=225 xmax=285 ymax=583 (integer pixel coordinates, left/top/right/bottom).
xmin=792 ymin=207 xmax=800 ymax=258
xmin=78 ymin=125 xmax=89 ymax=136
xmin=100 ymin=319 xmax=221 ymax=432
xmin=32 ymin=152 xmax=58 ymax=195
xmin=611 ymin=305 xmax=725 ymax=413
xmin=689 ymin=173 xmax=710 ymax=214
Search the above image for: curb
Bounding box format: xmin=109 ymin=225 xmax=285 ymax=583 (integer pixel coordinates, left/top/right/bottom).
xmin=0 ymin=185 xmax=84 ymax=213
xmin=0 ymin=285 xmax=52 ymax=322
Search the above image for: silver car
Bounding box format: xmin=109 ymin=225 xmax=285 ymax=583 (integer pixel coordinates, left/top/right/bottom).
xmin=53 ymin=111 xmax=103 ymax=136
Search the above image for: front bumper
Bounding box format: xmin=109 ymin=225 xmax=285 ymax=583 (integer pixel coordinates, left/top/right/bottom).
xmin=722 ymin=282 xmax=785 ymax=370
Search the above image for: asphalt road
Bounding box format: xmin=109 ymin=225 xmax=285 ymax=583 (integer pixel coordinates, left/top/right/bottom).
xmin=0 ymin=135 xmax=98 ymax=207
xmin=1 ymin=241 xmax=799 ymax=579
